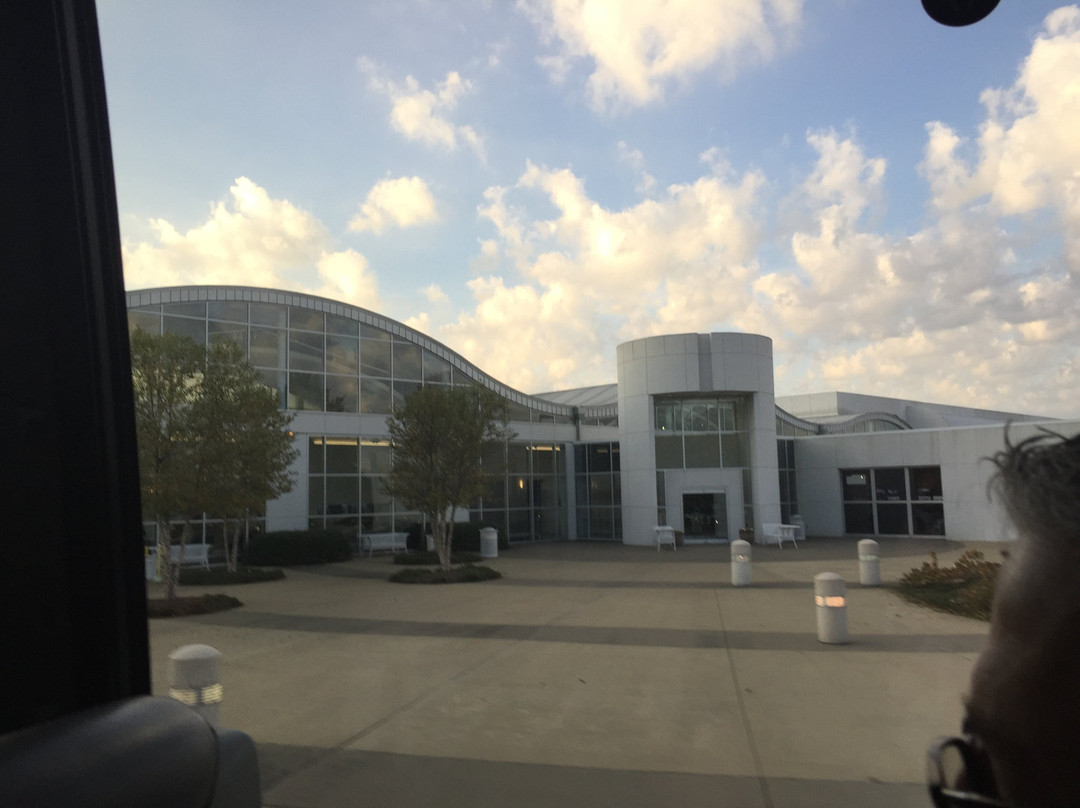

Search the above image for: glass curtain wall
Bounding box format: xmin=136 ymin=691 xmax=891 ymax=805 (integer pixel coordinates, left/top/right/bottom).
xmin=841 ymin=467 xmax=944 ymax=536
xmin=574 ymin=443 xmax=622 ymax=540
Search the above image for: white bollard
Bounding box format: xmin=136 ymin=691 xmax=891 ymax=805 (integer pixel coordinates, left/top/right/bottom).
xmin=731 ymin=539 xmax=752 ymax=587
xmin=168 ymin=644 xmax=223 ymax=726
xmin=814 ymin=573 xmax=849 ymax=644
xmin=480 ymin=527 xmax=498 ymax=558
xmin=426 ymin=534 xmax=434 ymax=552
xmin=858 ymin=539 xmax=881 ymax=586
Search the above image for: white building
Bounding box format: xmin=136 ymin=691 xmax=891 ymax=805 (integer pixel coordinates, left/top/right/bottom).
xmin=127 ymin=286 xmax=1071 ymax=547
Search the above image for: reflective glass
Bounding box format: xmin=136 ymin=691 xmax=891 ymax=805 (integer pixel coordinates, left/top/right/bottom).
xmin=325 ymin=477 xmax=359 ymax=514
xmin=289 ymin=332 xmax=324 ymax=372
xmin=308 ymin=476 xmax=324 ymax=515
xmin=250 ymin=302 xmax=287 ymax=327
xmin=326 ymin=314 xmax=358 ymax=336
xmin=360 ymin=440 xmax=392 ymax=473
xmin=507 ymin=444 xmax=530 ymax=473
xmin=162 ymin=302 xmax=205 ymax=317
xmin=393 ymin=342 xmax=423 ymax=380
xmin=128 ymin=310 xmax=160 ymax=333
xmin=360 ymin=323 xmax=391 ymax=341
xmin=720 ymin=433 xmax=749 ymax=467
xmin=309 ymin=438 xmax=324 ymax=473
xmin=325 ymin=375 xmax=358 ymax=413
xmin=258 ymin=369 xmax=287 ymax=407
xmin=589 ymin=474 xmax=613 ymax=505
xmin=877 ymin=503 xmax=909 ymax=534
xmin=392 ymin=380 xmax=420 ymax=411
xmin=844 ymin=503 xmax=874 ymax=533
xmin=361 ymin=338 xmax=391 ymax=377
xmin=288 ymin=372 xmax=323 ymax=410
xmin=913 ymin=504 xmax=945 ymax=535
xmin=361 ymin=476 xmax=392 ymax=511
xmin=912 ymin=467 xmax=943 ymax=499
xmin=482 ymin=475 xmax=506 ymax=508
xmin=508 ymin=477 xmax=529 ymax=508
xmin=423 ymin=350 xmax=452 ymax=383
xmin=588 ymin=444 xmax=612 ymax=472
xmin=842 ymin=470 xmax=872 ymax=501
xmin=325 ymin=439 xmax=359 ymax=474
xmin=531 ymin=445 xmax=556 ymax=474
xmin=686 ymin=434 xmax=721 ymax=468
xmin=162 ymin=315 xmax=205 ymax=342
xmin=654 ymin=402 xmax=678 ymax=432
xmin=207 ymin=301 xmax=247 ymax=322
xmin=326 ymin=334 xmax=359 ymax=375
xmin=289 ymin=307 xmax=324 ymax=332
xmin=208 ymin=320 xmax=245 ymax=349
xmin=361 ymin=378 xmax=392 ymax=413
xmin=250 ymin=328 xmax=286 ymax=368
xmin=875 ymin=468 xmax=907 ymax=501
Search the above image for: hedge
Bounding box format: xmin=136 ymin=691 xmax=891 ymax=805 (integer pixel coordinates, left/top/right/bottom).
xmin=241 ymin=529 xmax=353 ymax=566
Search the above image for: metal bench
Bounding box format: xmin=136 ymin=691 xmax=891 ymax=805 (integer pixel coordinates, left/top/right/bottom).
xmin=360 ymin=532 xmax=408 ymax=557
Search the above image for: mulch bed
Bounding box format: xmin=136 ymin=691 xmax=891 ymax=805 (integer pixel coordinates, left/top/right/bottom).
xmin=147 ymin=593 xmax=242 ymax=619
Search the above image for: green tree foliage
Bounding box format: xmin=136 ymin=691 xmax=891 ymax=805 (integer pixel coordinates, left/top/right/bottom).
xmin=385 ymin=385 xmax=515 ymax=571
xmin=130 ymin=330 xmax=297 ymax=596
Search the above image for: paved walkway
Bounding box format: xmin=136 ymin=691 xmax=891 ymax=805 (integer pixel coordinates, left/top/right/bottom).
xmin=148 ymin=538 xmax=1006 ymax=808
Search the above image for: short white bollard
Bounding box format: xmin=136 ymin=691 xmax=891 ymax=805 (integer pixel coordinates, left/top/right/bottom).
xmin=480 ymin=527 xmax=498 ymax=558
xmin=731 ymin=539 xmax=752 ymax=587
xmin=858 ymin=539 xmax=881 ymax=586
xmin=426 ymin=534 xmax=434 ymax=552
xmin=168 ymin=644 xmax=223 ymax=726
xmin=814 ymin=573 xmax=849 ymax=644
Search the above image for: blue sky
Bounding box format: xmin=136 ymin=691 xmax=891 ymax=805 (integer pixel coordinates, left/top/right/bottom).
xmin=98 ymin=1 xmax=1080 ymax=416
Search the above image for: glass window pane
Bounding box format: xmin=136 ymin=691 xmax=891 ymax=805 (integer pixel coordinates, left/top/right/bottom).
xmin=589 ymin=474 xmax=613 ymax=506
xmin=507 ymin=444 xmax=529 ymax=474
xmin=163 ymin=302 xmax=205 ymax=317
xmin=325 ymin=439 xmax=359 ymax=474
xmin=654 ymin=435 xmax=683 ymax=469
xmin=326 ymin=375 xmax=358 ymax=413
xmin=208 ymin=320 xmax=245 ymax=349
xmin=688 ymin=403 xmax=709 ymax=432
xmin=720 ymin=433 xmax=749 ymax=467
xmin=289 ymin=372 xmax=323 ymax=410
xmin=842 ymin=470 xmax=871 ymax=501
xmin=733 ymin=398 xmax=749 ymax=431
xmin=326 ymin=314 xmax=358 ymax=336
xmin=588 ymin=444 xmax=612 ymax=473
xmin=393 ymin=342 xmax=422 ymax=380
xmin=911 ymin=467 xmax=943 ymax=500
xmin=361 ymin=378 xmax=391 ymax=414
xmin=326 ymin=476 xmax=359 ymax=514
xmin=483 ymin=475 xmax=506 ymax=508
xmin=361 ymin=476 xmax=392 ymax=512
xmin=876 ymin=503 xmax=909 ymax=534
xmin=290 ymin=331 xmax=324 ymax=372
xmin=423 ymin=350 xmax=452 ymax=383
xmin=610 ymin=444 xmax=619 ymax=472
xmin=289 ymin=306 xmax=324 ymax=332
xmin=508 ymin=477 xmax=529 ymax=508
xmin=308 ymin=476 xmax=324 ymax=516
xmin=258 ymin=369 xmax=287 ymax=407
xmin=531 ymin=445 xmax=556 ymax=474
xmin=361 ymin=440 xmax=392 ymax=473
xmin=162 ymin=315 xmax=205 ymax=343
xmin=720 ymin=402 xmax=736 ymax=432
xmin=875 ymin=468 xmax=907 ymax=501
xmin=326 ymin=334 xmax=359 ymax=375
xmin=843 ymin=503 xmax=874 ymax=534
xmin=309 ymin=438 xmax=324 ymax=473
xmin=361 ymin=338 xmax=391 ymax=376
xmin=913 ymin=503 xmax=945 ymax=535
xmin=250 ymin=328 xmax=286 ymax=368
xmin=128 ymin=310 xmax=160 ymax=333
xmin=361 ymin=323 xmax=391 ymax=341
xmin=482 ymin=442 xmax=505 ymax=470
xmin=589 ymin=507 xmax=614 ymax=539
xmin=207 ymin=301 xmax=247 ymax=322
xmin=685 ymin=434 xmax=721 ymax=468
xmin=654 ymin=402 xmax=677 ymax=432
xmin=250 ymin=302 xmax=286 ymax=327
xmin=392 ymin=380 xmax=421 ymax=411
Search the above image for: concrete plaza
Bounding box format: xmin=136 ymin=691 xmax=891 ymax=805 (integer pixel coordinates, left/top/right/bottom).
xmin=147 ymin=538 xmax=1002 ymax=808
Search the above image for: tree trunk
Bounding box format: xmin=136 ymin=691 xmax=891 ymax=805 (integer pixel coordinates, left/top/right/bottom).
xmin=224 ymin=520 xmax=242 ymax=573
xmin=433 ymin=514 xmax=453 ymax=571
xmin=159 ymin=520 xmax=193 ymax=601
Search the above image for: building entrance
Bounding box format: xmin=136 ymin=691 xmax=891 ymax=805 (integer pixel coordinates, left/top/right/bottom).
xmin=682 ymin=492 xmax=728 ymax=540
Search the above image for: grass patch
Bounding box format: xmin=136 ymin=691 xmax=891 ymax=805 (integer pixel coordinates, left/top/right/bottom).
xmin=895 ymin=549 xmax=1003 ymax=621
xmin=393 ymin=551 xmax=482 ymax=566
xmin=147 ymin=593 xmax=242 ymax=619
xmin=389 ymin=564 xmax=502 ymax=584
xmin=178 ymin=566 xmax=285 ymax=585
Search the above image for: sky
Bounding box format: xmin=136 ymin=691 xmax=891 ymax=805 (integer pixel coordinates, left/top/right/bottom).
xmin=97 ymin=1 xmax=1080 ymax=417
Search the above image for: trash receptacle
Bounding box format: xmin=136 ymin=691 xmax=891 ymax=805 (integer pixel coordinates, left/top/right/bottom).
xmin=480 ymin=527 xmax=498 ymax=558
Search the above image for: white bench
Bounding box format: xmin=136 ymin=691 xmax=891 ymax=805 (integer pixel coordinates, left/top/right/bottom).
xmin=654 ymin=525 xmax=676 ymax=551
xmin=169 ymin=543 xmax=211 ymax=568
xmin=361 ymin=532 xmax=408 ymax=557
xmin=761 ymin=523 xmax=799 ymax=549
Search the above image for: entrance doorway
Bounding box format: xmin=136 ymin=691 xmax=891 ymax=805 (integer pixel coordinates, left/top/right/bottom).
xmin=682 ymin=492 xmax=728 ymax=540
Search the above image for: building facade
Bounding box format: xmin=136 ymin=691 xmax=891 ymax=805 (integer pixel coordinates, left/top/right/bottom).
xmin=127 ymin=286 xmax=1073 ymax=547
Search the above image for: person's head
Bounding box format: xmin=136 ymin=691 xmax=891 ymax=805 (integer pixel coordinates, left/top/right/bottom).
xmin=933 ymin=431 xmax=1080 ymax=808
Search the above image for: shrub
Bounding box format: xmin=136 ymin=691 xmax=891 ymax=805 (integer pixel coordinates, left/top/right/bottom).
xmin=241 ymin=529 xmax=353 ymax=566
xmin=897 ymin=549 xmax=1002 ymax=621
xmin=393 ymin=551 xmax=482 ymax=566
xmin=179 ymin=566 xmax=285 ymax=585
xmin=448 ymin=521 xmax=508 ymax=552
xmin=147 ymin=593 xmax=242 ymax=619
xmin=389 ymin=564 xmax=502 ymax=584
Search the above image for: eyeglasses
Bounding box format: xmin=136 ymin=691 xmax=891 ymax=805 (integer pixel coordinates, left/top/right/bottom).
xmin=927 ymin=735 xmax=1016 ymax=808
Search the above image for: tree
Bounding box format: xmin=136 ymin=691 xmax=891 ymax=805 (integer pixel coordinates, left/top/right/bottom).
xmin=385 ymin=384 xmax=515 ymax=571
xmin=190 ymin=339 xmax=297 ymax=572
xmin=130 ymin=330 xmax=297 ymax=596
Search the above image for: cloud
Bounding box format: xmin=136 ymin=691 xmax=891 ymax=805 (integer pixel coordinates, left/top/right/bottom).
xmin=359 ymin=58 xmax=485 ymax=158
xmin=122 ymin=177 xmax=383 ymax=309
xmin=617 ymin=140 xmax=656 ymax=195
xmin=349 ymin=176 xmax=439 ymax=234
xmin=520 ymin=0 xmax=802 ymax=112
